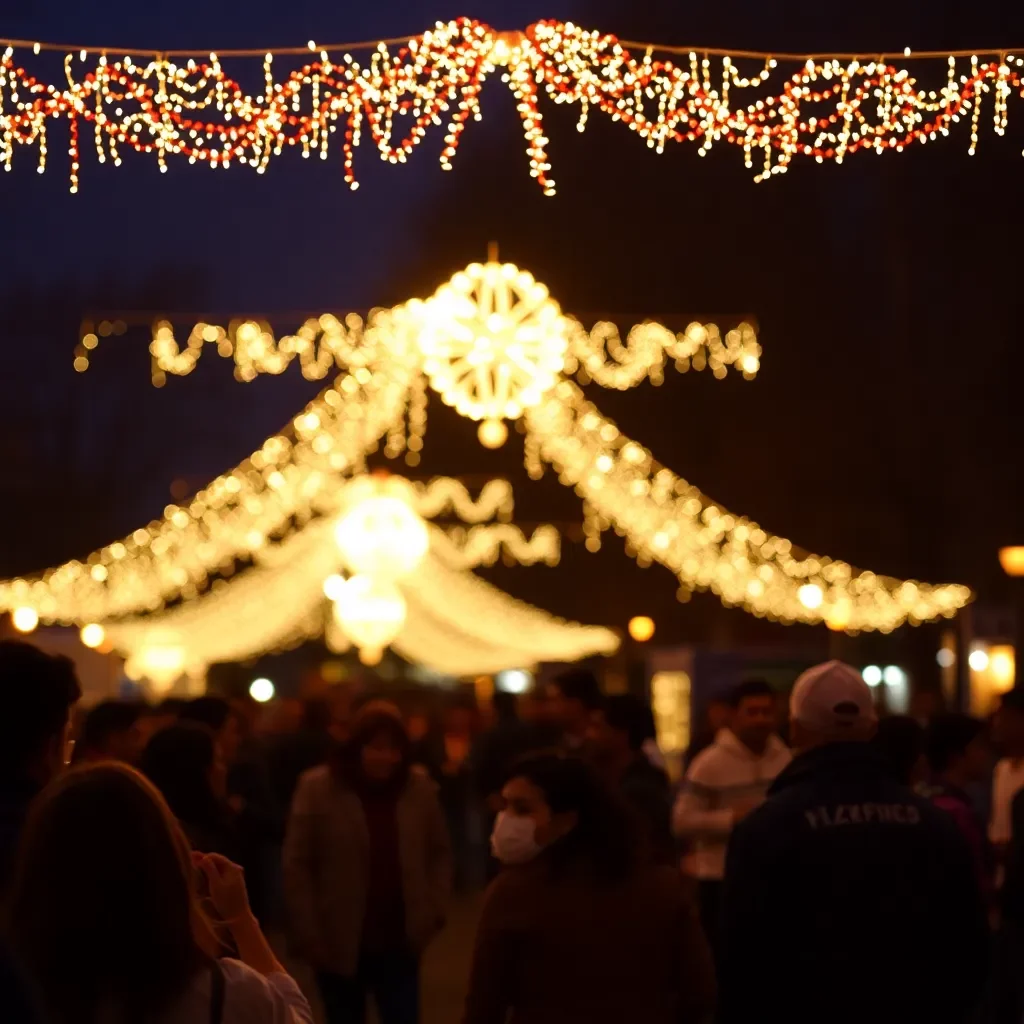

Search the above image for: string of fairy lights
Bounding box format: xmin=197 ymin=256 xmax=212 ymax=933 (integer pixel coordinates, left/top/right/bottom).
xmin=2 ymin=20 xmax=1023 ymax=193
xmin=1 ymin=258 xmax=970 ymax=643
xmin=523 ymin=380 xmax=969 ymax=634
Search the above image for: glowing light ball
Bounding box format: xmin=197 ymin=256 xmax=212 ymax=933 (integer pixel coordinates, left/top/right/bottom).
xmin=332 ymin=574 xmax=407 ymax=665
xmin=798 ymin=583 xmax=824 ymax=611
xmin=12 ymin=607 xmax=39 ymax=633
xmin=323 ymin=574 xmax=347 ymax=601
xmin=334 ymin=477 xmax=428 ymax=581
xmin=80 ymin=623 xmax=106 ymax=648
xmin=862 ymin=665 xmax=883 ymax=687
xmin=249 ymin=677 xmax=276 ymax=703
xmin=128 ymin=642 xmax=187 ymax=693
xmin=628 ymin=615 xmax=656 ymax=643
xmin=999 ymin=546 xmax=1024 ymax=577
xmin=969 ymin=647 xmax=990 ymax=673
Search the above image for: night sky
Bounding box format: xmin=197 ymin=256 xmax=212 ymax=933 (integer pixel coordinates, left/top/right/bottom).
xmin=3 ymin=0 xmax=1024 ymax=683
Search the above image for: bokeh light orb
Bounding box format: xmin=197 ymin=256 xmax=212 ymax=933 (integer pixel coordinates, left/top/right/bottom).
xmin=628 ymin=615 xmax=656 ymax=643
xmin=332 ymin=574 xmax=407 ymax=665
xmin=249 ymin=677 xmax=276 ymax=703
xmin=12 ymin=607 xmax=39 ymax=633
xmin=80 ymin=623 xmax=106 ymax=649
xmin=334 ymin=477 xmax=429 ymax=581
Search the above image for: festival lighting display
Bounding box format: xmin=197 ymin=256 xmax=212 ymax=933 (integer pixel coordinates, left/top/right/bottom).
xmin=2 ymin=21 xmax=1021 ymax=193
xmin=99 ymin=483 xmax=611 ymax=678
xmin=4 ymin=260 xmax=970 ymax=637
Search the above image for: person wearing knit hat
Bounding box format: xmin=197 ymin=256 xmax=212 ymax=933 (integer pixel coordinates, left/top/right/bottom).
xmin=716 ymin=661 xmax=988 ymax=1024
xmin=283 ymin=699 xmax=451 ymax=1024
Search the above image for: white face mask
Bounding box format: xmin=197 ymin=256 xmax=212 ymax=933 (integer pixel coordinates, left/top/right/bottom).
xmin=491 ymin=811 xmax=542 ymax=865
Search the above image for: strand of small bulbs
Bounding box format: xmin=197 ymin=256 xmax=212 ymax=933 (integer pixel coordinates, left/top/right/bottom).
xmin=3 ymin=20 xmax=1024 ymax=193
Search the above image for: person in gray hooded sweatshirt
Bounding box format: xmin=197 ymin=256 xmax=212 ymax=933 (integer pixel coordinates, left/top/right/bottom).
xmin=673 ymin=679 xmax=791 ymax=950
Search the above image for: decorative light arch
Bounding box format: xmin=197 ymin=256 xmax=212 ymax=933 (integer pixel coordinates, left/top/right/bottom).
xmin=2 ymin=259 xmax=969 ymax=640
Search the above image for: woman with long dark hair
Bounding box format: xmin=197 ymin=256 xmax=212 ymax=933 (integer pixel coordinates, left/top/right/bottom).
xmin=5 ymin=763 xmax=311 ymax=1024
xmin=284 ymin=700 xmax=451 ymax=1024
xmin=464 ymin=752 xmax=715 ymax=1024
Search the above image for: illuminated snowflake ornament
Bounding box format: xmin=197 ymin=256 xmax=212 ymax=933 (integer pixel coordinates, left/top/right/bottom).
xmin=414 ymin=261 xmax=569 ymax=447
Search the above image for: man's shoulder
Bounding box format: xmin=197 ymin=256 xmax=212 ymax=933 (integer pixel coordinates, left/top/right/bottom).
xmin=685 ymin=740 xmax=736 ymax=781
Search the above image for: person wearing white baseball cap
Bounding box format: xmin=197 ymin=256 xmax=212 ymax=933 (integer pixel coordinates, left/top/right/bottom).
xmin=788 ymin=659 xmax=879 ymax=748
xmin=717 ymin=661 xmax=988 ymax=1024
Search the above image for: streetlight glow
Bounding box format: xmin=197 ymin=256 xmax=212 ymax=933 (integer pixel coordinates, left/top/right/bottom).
xmin=628 ymin=616 xmax=655 ymax=642
xmin=968 ymin=647 xmax=990 ymax=673
xmin=862 ymin=665 xmax=883 ymax=687
xmin=249 ymin=677 xmax=275 ymax=703
xmin=1000 ymin=546 xmax=1024 ymax=578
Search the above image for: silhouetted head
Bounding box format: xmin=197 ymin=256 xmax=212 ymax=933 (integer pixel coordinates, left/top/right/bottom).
xmin=140 ymin=721 xmax=226 ymax=827
xmin=77 ymin=700 xmax=144 ymax=765
xmin=0 ymin=641 xmax=80 ymax=784
xmin=8 ymin=763 xmax=209 ymax=1024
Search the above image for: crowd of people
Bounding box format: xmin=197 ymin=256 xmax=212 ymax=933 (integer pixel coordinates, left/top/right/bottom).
xmin=3 ymin=638 xmax=1024 ymax=1024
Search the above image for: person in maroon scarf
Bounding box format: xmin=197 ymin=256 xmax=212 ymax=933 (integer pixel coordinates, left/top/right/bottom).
xmin=284 ymin=701 xmax=451 ymax=1024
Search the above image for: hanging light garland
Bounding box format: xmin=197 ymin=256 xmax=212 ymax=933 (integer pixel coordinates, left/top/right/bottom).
xmin=5 ymin=259 xmax=969 ymax=634
xmin=2 ymin=20 xmax=1022 ymax=193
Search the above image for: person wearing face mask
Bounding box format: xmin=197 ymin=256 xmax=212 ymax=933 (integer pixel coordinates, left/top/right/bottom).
xmin=464 ymin=752 xmax=714 ymax=1024
xmin=283 ymin=701 xmax=451 ymax=1024
xmin=0 ymin=641 xmax=81 ymax=895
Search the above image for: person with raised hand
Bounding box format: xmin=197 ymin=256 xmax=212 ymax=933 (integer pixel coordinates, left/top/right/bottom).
xmin=6 ymin=762 xmax=312 ymax=1024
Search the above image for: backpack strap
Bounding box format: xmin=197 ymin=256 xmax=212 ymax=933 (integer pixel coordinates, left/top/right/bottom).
xmin=209 ymin=960 xmax=226 ymax=1024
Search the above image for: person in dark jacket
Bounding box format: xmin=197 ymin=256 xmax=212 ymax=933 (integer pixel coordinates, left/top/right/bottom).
xmin=924 ymin=713 xmax=995 ymax=907
xmin=463 ymin=752 xmax=714 ymax=1024
xmin=0 ymin=641 xmax=81 ymax=893
xmin=587 ymin=694 xmax=674 ymax=863
xmin=472 ymin=691 xmax=549 ymax=879
xmin=0 ymin=940 xmax=41 ymax=1024
xmin=994 ymin=786 xmax=1024 ymax=1024
xmin=284 ymin=701 xmax=451 ymax=1024
xmin=718 ymin=661 xmax=988 ymax=1024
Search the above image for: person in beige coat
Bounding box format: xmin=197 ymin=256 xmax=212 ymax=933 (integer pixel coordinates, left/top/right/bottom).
xmin=283 ymin=701 xmax=451 ymax=1024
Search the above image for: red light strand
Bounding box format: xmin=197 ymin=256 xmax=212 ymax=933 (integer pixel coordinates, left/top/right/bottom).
xmin=1 ymin=18 xmax=1021 ymax=194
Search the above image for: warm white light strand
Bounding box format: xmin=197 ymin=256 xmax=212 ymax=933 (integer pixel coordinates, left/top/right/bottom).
xmin=5 ymin=259 xmax=970 ymax=635
xmin=525 ymin=379 xmax=969 ymax=632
